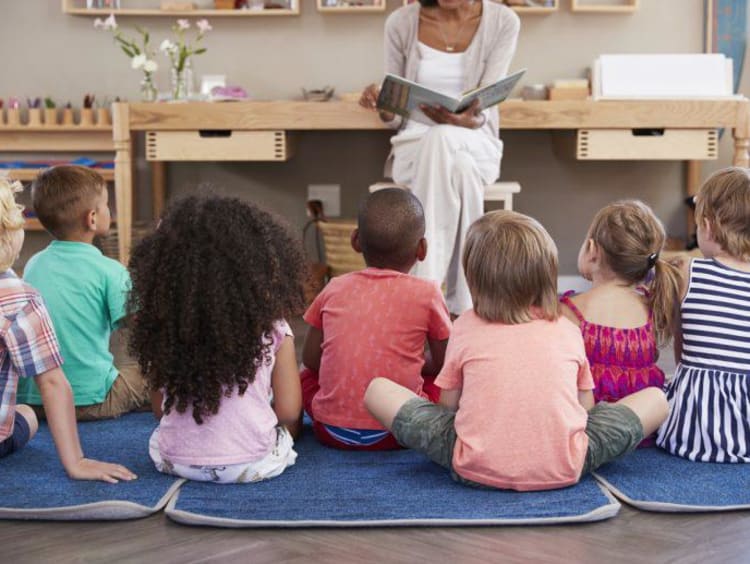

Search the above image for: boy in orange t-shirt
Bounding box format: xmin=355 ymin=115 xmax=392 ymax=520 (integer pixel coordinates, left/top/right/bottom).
xmin=365 ymin=211 xmax=670 ymax=491
xmin=301 ymin=187 xmax=451 ymax=450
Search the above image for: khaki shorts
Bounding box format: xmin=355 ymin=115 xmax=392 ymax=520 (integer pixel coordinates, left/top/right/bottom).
xmin=392 ymin=397 xmax=644 ymax=488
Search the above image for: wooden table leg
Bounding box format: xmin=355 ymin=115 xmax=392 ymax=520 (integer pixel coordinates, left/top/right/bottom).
xmin=112 ymin=102 xmax=133 ymax=266
xmin=151 ymin=160 xmax=167 ymax=219
xmin=733 ymin=99 xmax=750 ymax=167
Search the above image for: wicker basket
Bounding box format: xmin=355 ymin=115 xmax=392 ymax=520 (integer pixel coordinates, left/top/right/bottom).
xmin=316 ymin=220 xmax=365 ymax=277
xmin=95 ymin=221 xmax=156 ymax=262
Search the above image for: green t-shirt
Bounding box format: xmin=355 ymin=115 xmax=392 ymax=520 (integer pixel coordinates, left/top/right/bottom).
xmin=17 ymin=241 xmax=131 ymax=406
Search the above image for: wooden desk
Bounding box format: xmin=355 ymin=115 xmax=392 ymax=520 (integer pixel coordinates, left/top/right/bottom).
xmin=112 ymin=98 xmax=750 ymax=264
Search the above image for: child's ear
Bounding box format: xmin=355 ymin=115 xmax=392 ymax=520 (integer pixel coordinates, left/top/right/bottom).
xmin=350 ymin=228 xmax=362 ymax=254
xmin=84 ymin=209 xmax=97 ymax=232
xmin=702 ymin=217 xmax=715 ymax=241
xmin=586 ymin=239 xmax=600 ymax=262
xmin=416 ymin=237 xmax=427 ymax=262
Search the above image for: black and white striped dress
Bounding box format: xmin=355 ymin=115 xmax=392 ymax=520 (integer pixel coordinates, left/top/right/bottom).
xmin=656 ymin=258 xmax=750 ymax=462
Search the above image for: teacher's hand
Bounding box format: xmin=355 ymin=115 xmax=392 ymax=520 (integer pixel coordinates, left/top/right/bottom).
xmin=420 ymin=99 xmax=485 ymax=129
xmin=359 ymin=83 xmax=395 ymax=123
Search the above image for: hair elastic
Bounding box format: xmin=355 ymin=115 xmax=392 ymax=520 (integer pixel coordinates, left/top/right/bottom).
xmin=647 ymin=252 xmax=659 ymax=269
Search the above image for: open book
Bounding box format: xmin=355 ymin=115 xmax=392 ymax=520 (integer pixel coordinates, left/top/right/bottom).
xmin=376 ymin=68 xmax=526 ymax=125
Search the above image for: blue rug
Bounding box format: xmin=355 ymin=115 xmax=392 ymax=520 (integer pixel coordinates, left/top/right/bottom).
xmin=166 ymin=431 xmax=620 ymax=528
xmin=594 ymin=448 xmax=750 ymax=512
xmin=0 ymin=413 xmax=182 ymax=520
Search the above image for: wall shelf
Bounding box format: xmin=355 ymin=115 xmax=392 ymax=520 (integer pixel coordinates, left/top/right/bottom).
xmin=61 ymin=0 xmax=299 ymax=16
xmin=571 ymin=0 xmax=638 ymax=13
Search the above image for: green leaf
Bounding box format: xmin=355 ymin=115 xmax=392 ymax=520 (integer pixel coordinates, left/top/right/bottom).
xmin=121 ymin=45 xmax=135 ymax=58
xmin=194 ymin=48 xmax=206 ymax=55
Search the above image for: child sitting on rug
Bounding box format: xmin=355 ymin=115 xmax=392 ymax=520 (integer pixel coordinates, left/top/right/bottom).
xmin=560 ymin=200 xmax=682 ymax=446
xmin=365 ymin=210 xmax=669 ymax=491
xmin=657 ymin=167 xmax=750 ymax=463
xmin=130 ymin=195 xmax=305 ymax=484
xmin=0 ymin=177 xmax=135 ymax=482
xmin=16 ymin=165 xmax=148 ymax=420
xmin=301 ymin=187 xmax=451 ymax=450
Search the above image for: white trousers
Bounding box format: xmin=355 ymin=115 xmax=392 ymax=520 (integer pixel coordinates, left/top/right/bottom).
xmin=391 ymin=124 xmax=503 ymax=314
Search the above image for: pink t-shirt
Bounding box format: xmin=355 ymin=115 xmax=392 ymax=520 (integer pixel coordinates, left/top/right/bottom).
xmin=157 ymin=320 xmax=292 ymax=466
xmin=305 ymin=267 xmax=451 ymax=429
xmin=435 ymin=311 xmax=594 ymax=491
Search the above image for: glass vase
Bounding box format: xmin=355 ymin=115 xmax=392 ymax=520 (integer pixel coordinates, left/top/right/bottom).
xmin=140 ymin=74 xmax=158 ymax=103
xmin=170 ymin=59 xmax=194 ymax=101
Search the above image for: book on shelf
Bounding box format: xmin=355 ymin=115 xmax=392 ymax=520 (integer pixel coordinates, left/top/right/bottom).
xmin=376 ymin=68 xmax=526 ymax=125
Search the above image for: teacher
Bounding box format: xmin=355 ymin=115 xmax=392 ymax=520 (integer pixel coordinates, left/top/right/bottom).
xmin=360 ymin=0 xmax=520 ymax=315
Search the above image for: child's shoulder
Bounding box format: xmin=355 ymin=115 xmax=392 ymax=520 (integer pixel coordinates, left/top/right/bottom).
xmin=0 ymin=272 xmax=44 ymax=313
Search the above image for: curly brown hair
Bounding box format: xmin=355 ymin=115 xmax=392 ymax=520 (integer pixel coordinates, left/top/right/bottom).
xmin=128 ymin=195 xmax=307 ymax=424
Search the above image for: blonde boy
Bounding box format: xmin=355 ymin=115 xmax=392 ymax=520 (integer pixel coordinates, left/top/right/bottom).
xmin=16 ymin=166 xmax=147 ymax=419
xmin=0 ymin=176 xmax=134 ymax=481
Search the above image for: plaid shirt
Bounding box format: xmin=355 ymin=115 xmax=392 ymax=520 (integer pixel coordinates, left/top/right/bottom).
xmin=0 ymin=270 xmax=63 ymax=441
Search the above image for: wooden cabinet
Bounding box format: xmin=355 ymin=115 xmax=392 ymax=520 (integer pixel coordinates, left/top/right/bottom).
xmin=61 ymin=0 xmax=300 ymax=17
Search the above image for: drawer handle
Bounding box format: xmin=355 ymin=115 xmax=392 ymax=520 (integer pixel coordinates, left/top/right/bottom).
xmin=631 ymin=128 xmax=665 ymax=137
xmin=198 ymin=130 xmax=233 ymax=138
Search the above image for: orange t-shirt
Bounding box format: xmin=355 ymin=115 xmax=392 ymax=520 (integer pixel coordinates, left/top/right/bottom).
xmin=304 ymin=268 xmax=452 ymax=429
xmin=435 ymin=311 xmax=594 ymax=491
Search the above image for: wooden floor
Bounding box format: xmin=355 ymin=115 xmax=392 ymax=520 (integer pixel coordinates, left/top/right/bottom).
xmin=2 ymin=506 xmax=750 ymax=563
xmin=4 ymin=324 xmax=749 ymax=562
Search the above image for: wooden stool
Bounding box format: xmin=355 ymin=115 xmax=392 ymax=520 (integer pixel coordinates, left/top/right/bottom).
xmin=484 ymin=181 xmax=521 ymax=211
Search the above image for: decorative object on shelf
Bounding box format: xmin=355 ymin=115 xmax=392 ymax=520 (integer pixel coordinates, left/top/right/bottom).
xmin=200 ymin=74 xmax=226 ymax=96
xmin=43 ymin=98 xmax=58 ymax=127
xmin=520 ymin=84 xmax=548 ymax=100
xmin=95 ymin=14 xmax=159 ymax=101
xmin=87 ymin=0 xmax=122 ymax=8
xmin=81 ymin=94 xmax=96 ymax=126
xmin=548 ymin=78 xmax=589 ymax=100
xmin=96 ymin=98 xmax=112 ymax=127
xmin=214 ymin=0 xmax=236 ymax=8
xmin=62 ymin=102 xmax=74 ymax=126
xmin=161 ymin=18 xmax=212 ymax=100
xmin=6 ymin=98 xmax=20 ymax=126
xmin=208 ymin=85 xmax=249 ymax=101
xmin=27 ymin=98 xmax=42 ymax=127
xmin=571 ymin=0 xmax=638 ymax=12
xmin=302 ymin=86 xmax=335 ymax=102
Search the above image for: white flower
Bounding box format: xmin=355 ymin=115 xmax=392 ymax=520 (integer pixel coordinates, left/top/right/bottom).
xmin=160 ymin=39 xmax=177 ymax=53
xmin=143 ymin=59 xmax=158 ymax=73
xmin=93 ymin=18 xmax=104 ymax=29
xmin=103 ymin=13 xmax=118 ymax=31
xmin=131 ymin=53 xmax=147 ymax=70
xmin=177 ymin=19 xmax=190 ymax=30
xmin=196 ymin=19 xmax=212 ymax=34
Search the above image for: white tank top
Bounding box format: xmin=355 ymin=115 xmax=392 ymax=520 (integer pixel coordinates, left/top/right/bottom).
xmin=404 ymin=42 xmax=466 ymax=133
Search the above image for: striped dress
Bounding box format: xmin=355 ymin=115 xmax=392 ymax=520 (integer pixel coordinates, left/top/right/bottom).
xmin=656 ymin=258 xmax=750 ymax=462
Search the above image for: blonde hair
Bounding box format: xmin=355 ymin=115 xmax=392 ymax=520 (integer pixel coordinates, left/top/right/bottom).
xmin=0 ymin=176 xmax=25 ymax=271
xmin=695 ymin=167 xmax=750 ymax=261
xmin=463 ymin=210 xmax=559 ymax=324
xmin=587 ymin=200 xmax=681 ymax=346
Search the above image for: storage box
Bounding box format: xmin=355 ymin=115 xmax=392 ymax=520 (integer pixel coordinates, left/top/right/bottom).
xmin=145 ymin=130 xmax=292 ymax=161
xmin=576 ymin=129 xmax=718 ymax=160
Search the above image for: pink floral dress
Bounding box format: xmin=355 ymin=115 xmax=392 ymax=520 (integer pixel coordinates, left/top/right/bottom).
xmin=560 ymin=291 xmax=665 ymax=446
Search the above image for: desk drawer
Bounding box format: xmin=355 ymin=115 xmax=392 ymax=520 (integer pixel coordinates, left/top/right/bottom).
xmin=577 ymin=129 xmax=718 ymax=160
xmin=145 ymin=130 xmax=292 ymax=161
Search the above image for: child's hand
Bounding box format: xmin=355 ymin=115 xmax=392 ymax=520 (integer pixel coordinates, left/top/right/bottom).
xmin=66 ymin=458 xmax=137 ymax=484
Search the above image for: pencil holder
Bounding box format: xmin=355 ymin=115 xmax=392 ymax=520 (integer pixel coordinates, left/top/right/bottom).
xmin=61 ymin=108 xmax=74 ymax=126
xmin=44 ymin=108 xmax=58 ymax=127
xmin=27 ymin=108 xmax=42 ymax=127
xmin=0 ymin=109 xmax=4 ymax=126
xmin=79 ymin=108 xmax=94 ymax=126
xmin=96 ymin=108 xmax=111 ymax=127
xmin=6 ymin=108 xmax=21 ymax=126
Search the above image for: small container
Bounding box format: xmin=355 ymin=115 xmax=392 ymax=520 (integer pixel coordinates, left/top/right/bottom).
xmin=44 ymin=108 xmax=58 ymax=126
xmin=6 ymin=108 xmax=21 ymax=126
xmin=61 ymin=107 xmax=74 ymax=126
xmin=79 ymin=108 xmax=94 ymax=126
xmin=27 ymin=108 xmax=42 ymax=126
xmin=96 ymin=107 xmax=111 ymax=127
xmin=521 ymin=84 xmax=548 ymax=101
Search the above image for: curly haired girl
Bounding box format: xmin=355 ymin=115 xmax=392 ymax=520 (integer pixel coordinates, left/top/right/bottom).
xmin=129 ymin=195 xmax=306 ymax=484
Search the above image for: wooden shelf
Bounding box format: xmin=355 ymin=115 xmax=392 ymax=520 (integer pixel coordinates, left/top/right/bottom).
xmin=5 ymin=168 xmax=115 ymax=182
xmin=571 ymin=0 xmax=638 ymax=13
xmin=0 ymin=126 xmax=111 ymax=132
xmin=317 ymin=0 xmax=385 ymax=12
xmin=61 ymin=0 xmax=299 ymax=16
xmin=401 ymin=0 xmax=558 ymax=14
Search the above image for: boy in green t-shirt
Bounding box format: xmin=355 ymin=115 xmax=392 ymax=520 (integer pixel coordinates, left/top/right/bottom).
xmin=17 ymin=165 xmax=148 ymax=420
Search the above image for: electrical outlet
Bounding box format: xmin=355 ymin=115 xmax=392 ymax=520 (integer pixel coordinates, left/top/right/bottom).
xmin=307 ymin=184 xmax=341 ymax=217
